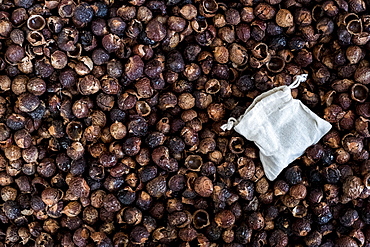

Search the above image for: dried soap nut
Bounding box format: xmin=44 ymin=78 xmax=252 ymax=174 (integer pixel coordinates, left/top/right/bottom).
xmin=292 ymin=218 xmax=311 ymax=237
xmin=215 ymin=210 xmax=235 ymax=228
xmin=1 ymin=186 xmax=17 ymax=201
xmin=77 ymin=75 xmax=101 ymax=95
xmin=146 ymin=175 xmax=167 ymax=198
xmin=27 ymin=77 xmax=46 ymax=96
xmin=168 ymin=210 xmax=191 ymax=228
xmin=103 ymin=194 xmax=121 ymax=212
xmin=213 ymin=46 xmax=229 ymax=64
xmin=14 ymin=129 xmax=32 ymax=149
xmin=4 ymin=145 xmax=22 ymax=161
xmin=130 ymin=225 xmax=149 ymax=244
xmin=110 ymin=122 xmax=127 ymax=140
xmin=199 ymin=138 xmax=216 ymax=154
xmin=354 ymin=66 xmax=370 ymax=84
xmin=274 ymin=180 xmax=289 ymax=196
xmin=69 ymin=177 xmax=90 ymax=198
xmin=178 ymin=227 xmax=197 ymax=242
xmin=41 ymin=188 xmax=62 ymax=206
xmin=248 ymin=212 xmax=265 ymax=230
xmin=276 ymin=9 xmax=294 ymax=27
xmin=0 ymin=75 xmax=11 ymax=91
xmin=289 ymin=184 xmax=307 ymax=200
xmin=207 ymin=103 xmax=225 ymax=121
xmin=5 ymin=44 xmax=25 ymax=64
xmin=346 ymin=46 xmax=364 ymax=64
xmin=11 ymin=8 xmax=28 ymax=27
xmin=0 ymin=123 xmax=11 ymax=141
xmin=63 ymin=201 xmax=82 ymax=217
xmin=341 ymin=134 xmax=363 ymax=155
xmin=168 ymin=16 xmax=186 ymax=32
xmin=178 ymin=93 xmax=195 ymax=110
xmin=66 ymin=121 xmax=83 ymax=141
xmin=226 ymin=8 xmax=241 ymax=25
xmin=267 ymin=56 xmax=285 ymax=73
xmin=229 ymin=137 xmax=245 ymax=154
xmin=180 ymin=4 xmax=197 ymax=20
xmin=67 ymin=142 xmax=85 ymax=160
xmin=194 ymin=176 xmax=213 ymax=197
xmin=125 ymin=55 xmax=144 ymax=81
xmin=50 ymin=50 xmax=68 ymax=69
xmin=241 ymin=7 xmax=255 ymax=23
xmin=145 ymin=19 xmax=167 ymax=42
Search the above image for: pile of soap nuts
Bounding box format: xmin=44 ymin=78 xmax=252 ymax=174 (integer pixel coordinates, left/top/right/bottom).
xmin=0 ymin=0 xmax=370 ymax=246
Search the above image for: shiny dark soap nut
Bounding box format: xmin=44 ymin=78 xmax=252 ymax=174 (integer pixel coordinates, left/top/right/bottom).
xmin=73 ymin=3 xmax=94 ymax=24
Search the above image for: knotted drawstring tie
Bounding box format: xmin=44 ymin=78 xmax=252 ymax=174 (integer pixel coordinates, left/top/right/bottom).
xmin=289 ymin=74 xmax=308 ymax=89
xmin=221 ymin=117 xmax=237 ymax=131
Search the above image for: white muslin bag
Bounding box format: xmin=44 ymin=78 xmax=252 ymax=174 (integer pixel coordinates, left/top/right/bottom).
xmin=221 ymin=74 xmax=332 ymax=181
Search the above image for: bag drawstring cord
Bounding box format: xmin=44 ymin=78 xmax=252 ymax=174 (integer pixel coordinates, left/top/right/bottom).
xmin=221 ymin=117 xmax=237 ymax=131
xmin=289 ymin=74 xmax=308 ymax=89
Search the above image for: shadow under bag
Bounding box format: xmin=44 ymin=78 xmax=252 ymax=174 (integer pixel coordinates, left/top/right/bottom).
xmin=222 ymin=74 xmax=332 ymax=181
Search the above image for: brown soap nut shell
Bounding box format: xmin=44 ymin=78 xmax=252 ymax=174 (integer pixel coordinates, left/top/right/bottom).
xmin=185 ymin=155 xmax=203 ymax=171
xmin=66 ymin=121 xmax=83 ymax=141
xmin=229 ymin=137 xmax=245 ymax=154
xmin=354 ymin=66 xmax=370 ymax=84
xmin=135 ymin=101 xmax=151 ymax=116
xmin=289 ymin=184 xmax=307 ymax=200
xmin=145 ymin=19 xmax=167 ymax=42
xmin=4 ymin=145 xmax=22 ymax=161
xmin=214 ymin=210 xmax=235 ymax=228
xmin=274 ymin=180 xmax=290 ymax=196
xmin=213 ymin=46 xmax=229 ymax=64
xmin=17 ymin=93 xmax=40 ymax=113
xmin=178 ymin=226 xmax=197 ymax=242
xmin=254 ymin=3 xmax=276 ymax=20
xmin=27 ymin=77 xmax=46 ymax=96
xmin=193 ymin=209 xmax=210 ymax=229
xmin=194 ymin=176 xmax=213 ymax=197
xmin=27 ymin=15 xmax=46 ymax=31
xmin=207 ymin=103 xmax=225 ymax=122
xmin=41 ymin=188 xmax=63 ymax=206
xmin=110 ymin=122 xmax=127 ymax=140
xmin=67 ymin=141 xmax=85 ymax=160
xmin=167 ymin=210 xmax=192 ymax=228
xmin=351 ymin=83 xmax=369 ymax=103
xmin=267 ymin=56 xmax=286 ymax=73
xmin=14 ymin=129 xmax=32 ymax=149
xmin=51 ymin=50 xmax=68 ymax=69
xmin=276 ymin=9 xmax=294 ymax=27
xmin=77 ymin=75 xmax=101 ymax=95
xmin=69 ymin=177 xmax=90 ymax=198
xmin=146 ymin=175 xmax=167 ymax=198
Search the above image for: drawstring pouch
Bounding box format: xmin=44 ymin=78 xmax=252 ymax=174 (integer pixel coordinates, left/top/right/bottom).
xmin=222 ymin=74 xmax=332 ymax=181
